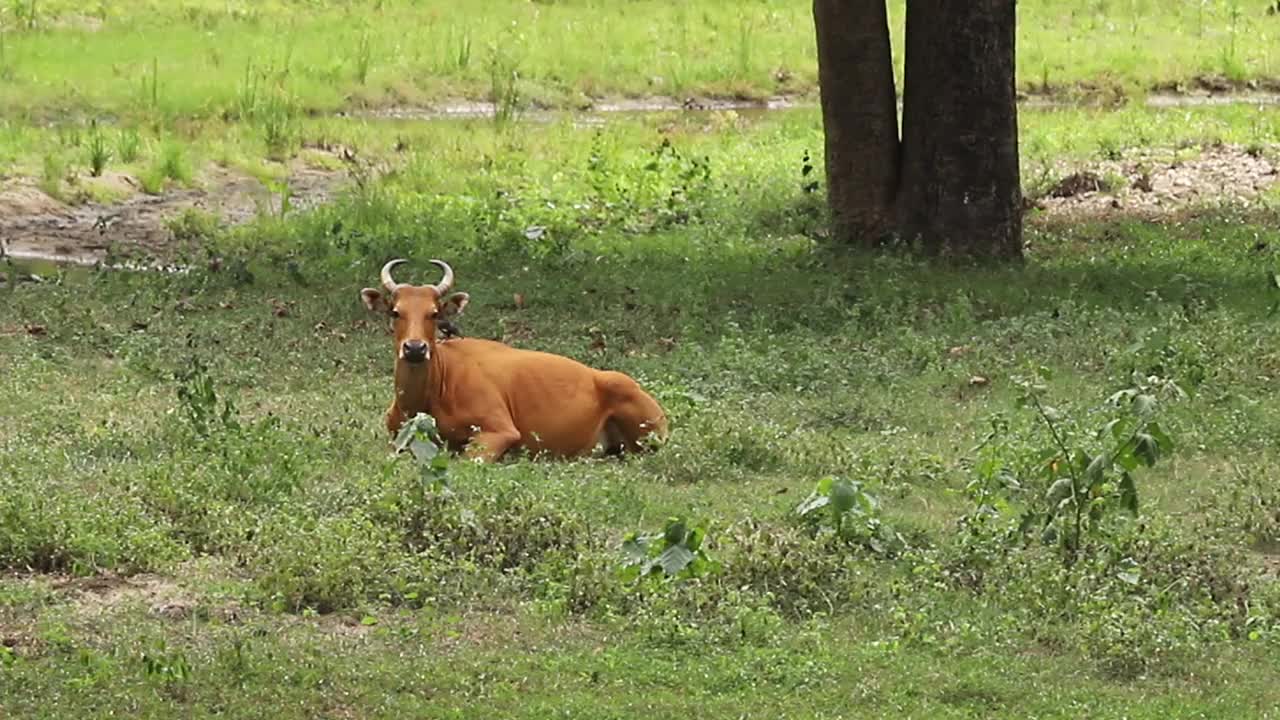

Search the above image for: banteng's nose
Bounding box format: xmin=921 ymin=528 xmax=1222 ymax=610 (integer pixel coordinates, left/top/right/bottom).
xmin=402 ymin=339 xmax=429 ymax=363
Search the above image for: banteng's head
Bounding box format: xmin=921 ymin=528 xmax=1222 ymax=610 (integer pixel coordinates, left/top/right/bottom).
xmin=361 ymin=259 xmax=469 ymax=364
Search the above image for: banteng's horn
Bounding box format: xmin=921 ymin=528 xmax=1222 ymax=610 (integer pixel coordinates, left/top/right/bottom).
xmin=380 ymin=258 xmax=408 ymax=294
xmin=428 ymin=259 xmax=454 ymax=295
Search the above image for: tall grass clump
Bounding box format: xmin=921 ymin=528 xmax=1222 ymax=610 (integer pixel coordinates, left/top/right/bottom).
xmin=233 ymin=60 xmax=299 ymax=160
xmin=85 ymin=120 xmax=111 ymax=177
xmin=1220 ymin=0 xmax=1246 ymax=81
xmin=39 ymin=151 xmax=67 ymax=200
xmin=488 ymin=43 xmax=522 ymax=127
xmin=235 ymin=60 xmax=261 ymax=120
xmin=140 ymin=56 xmax=161 ymax=111
xmin=0 ymin=30 xmax=13 ymax=81
xmin=736 ymin=17 xmax=756 ymax=79
xmin=13 ymin=0 xmax=39 ymax=30
xmin=259 ymin=88 xmax=299 ymax=160
xmin=140 ymin=140 xmax=191 ymax=193
xmin=448 ymin=24 xmax=472 ymax=71
xmin=353 ymin=31 xmax=373 ymax=85
xmin=117 ymin=127 xmax=142 ymax=163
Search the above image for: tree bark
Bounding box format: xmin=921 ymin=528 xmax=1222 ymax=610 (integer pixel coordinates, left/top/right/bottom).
xmin=898 ymin=0 xmax=1022 ymax=258
xmin=812 ymin=0 xmax=900 ymax=246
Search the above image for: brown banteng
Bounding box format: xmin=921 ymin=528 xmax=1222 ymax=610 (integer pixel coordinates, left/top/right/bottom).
xmin=361 ymin=259 xmax=668 ymax=462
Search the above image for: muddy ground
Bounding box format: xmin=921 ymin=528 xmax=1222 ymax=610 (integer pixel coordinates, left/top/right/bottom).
xmin=1 ymin=160 xmax=346 ymax=270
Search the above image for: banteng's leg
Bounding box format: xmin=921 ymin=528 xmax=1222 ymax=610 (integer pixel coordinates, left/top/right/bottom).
xmin=385 ymin=403 xmax=405 ymax=437
xmin=465 ymin=425 xmax=522 ymax=463
xmin=598 ymin=419 xmax=627 ymax=456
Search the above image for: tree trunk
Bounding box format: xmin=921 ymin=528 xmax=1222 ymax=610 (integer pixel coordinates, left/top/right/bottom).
xmin=897 ymin=0 xmax=1022 ymax=258
xmin=812 ymin=0 xmax=900 ymax=246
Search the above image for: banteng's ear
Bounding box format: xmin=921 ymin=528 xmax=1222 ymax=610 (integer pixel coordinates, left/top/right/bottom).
xmin=360 ymin=288 xmax=390 ymax=313
xmin=440 ymin=292 xmax=470 ymax=318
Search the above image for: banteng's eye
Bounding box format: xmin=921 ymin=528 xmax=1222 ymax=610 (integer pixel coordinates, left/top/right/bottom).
xmin=389 ymin=309 xmax=401 ymax=319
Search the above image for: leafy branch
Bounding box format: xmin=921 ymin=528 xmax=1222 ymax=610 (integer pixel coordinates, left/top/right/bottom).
xmin=394 ymin=413 xmax=451 ymax=495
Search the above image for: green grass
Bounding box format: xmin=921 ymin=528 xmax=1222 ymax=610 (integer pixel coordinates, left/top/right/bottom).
xmin=0 ymin=0 xmax=1277 ymax=124
xmin=4 ymin=103 xmax=1280 ymax=714
xmin=1 ymin=101 xmax=1277 ymax=215
xmin=4 ymin=4 xmax=1280 ymax=714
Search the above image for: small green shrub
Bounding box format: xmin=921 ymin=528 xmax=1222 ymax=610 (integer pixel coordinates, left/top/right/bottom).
xmin=718 ymin=520 xmax=879 ymax=617
xmin=1014 ymin=368 xmax=1181 ymax=566
xmin=167 ymin=208 xmax=222 ymax=244
xmin=251 ymin=510 xmax=406 ymax=614
xmin=175 ymin=357 xmax=237 ymax=438
xmin=618 ymin=517 xmax=718 ymax=583
xmin=393 ymin=412 xmax=451 ymax=494
xmin=142 ymin=640 xmax=193 ymax=694
xmin=796 ymin=476 xmax=903 ymax=555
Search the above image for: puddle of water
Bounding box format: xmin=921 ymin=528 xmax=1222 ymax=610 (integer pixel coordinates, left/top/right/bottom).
xmin=1145 ymin=92 xmax=1280 ymax=108
xmin=3 ymin=246 xmax=189 ymax=276
xmin=350 ymin=95 xmax=804 ymax=122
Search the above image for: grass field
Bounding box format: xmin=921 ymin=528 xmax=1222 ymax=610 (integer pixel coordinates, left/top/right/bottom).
xmin=4 ymin=2 xmax=1280 ymax=718
xmin=4 ymin=0 xmax=1280 ymax=215
xmin=5 ymin=110 xmax=1280 ymax=715
xmin=2 ymin=0 xmax=1279 ymax=123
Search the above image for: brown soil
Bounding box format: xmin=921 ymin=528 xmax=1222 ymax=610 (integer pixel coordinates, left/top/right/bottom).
xmin=1031 ymin=144 xmax=1278 ymax=219
xmin=1 ymin=158 xmax=346 ymax=268
xmin=49 ymin=571 xmax=198 ymax=620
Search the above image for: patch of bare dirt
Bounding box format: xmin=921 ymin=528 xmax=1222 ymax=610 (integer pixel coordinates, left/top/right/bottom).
xmin=1 ymin=159 xmax=346 ymax=268
xmin=1033 ymin=144 xmax=1278 ymax=219
xmin=1047 ymin=171 xmax=1113 ymax=198
xmin=50 ymin=571 xmax=198 ymax=620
